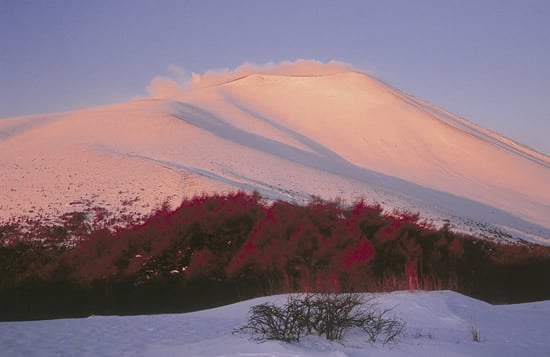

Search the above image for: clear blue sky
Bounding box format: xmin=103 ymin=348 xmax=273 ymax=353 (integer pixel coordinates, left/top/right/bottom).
xmin=1 ymin=0 xmax=549 ymax=155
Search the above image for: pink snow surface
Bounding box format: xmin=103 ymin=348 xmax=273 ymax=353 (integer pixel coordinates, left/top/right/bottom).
xmin=1 ymin=64 xmax=549 ymax=243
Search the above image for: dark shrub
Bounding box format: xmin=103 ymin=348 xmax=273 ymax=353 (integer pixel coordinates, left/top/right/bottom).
xmin=237 ymin=293 xmax=405 ymax=344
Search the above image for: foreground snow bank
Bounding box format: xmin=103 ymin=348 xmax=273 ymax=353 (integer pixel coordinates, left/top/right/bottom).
xmin=1 ymin=291 xmax=548 ymax=356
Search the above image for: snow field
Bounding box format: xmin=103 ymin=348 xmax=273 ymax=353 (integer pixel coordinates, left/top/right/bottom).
xmin=1 ymin=291 xmax=549 ymax=356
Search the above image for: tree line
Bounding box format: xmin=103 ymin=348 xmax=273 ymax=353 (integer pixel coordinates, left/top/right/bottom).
xmin=1 ymin=192 xmax=549 ymax=321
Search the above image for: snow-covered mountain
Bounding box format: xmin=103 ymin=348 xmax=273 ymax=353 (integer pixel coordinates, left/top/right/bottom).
xmin=1 ymin=67 xmax=549 ymax=244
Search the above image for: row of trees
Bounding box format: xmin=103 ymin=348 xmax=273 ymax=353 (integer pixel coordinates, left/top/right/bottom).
xmin=1 ymin=192 xmax=549 ymax=321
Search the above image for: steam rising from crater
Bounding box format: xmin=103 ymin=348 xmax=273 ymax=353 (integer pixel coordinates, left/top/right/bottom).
xmin=148 ymin=59 xmax=353 ymax=99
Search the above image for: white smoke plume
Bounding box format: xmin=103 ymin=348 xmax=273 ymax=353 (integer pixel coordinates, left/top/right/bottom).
xmin=148 ymin=59 xmax=353 ymax=99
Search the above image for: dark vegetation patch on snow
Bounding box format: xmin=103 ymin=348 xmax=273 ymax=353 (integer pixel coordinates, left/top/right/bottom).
xmin=1 ymin=192 xmax=549 ymax=321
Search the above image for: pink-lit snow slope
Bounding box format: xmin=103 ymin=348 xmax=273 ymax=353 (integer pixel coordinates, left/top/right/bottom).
xmin=1 ymin=69 xmax=549 ymax=244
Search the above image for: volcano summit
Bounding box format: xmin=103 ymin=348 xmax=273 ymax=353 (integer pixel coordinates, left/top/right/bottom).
xmin=1 ymin=65 xmax=549 ymax=244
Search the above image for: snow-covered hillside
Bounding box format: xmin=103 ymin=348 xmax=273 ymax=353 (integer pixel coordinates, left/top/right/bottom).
xmin=1 ymin=65 xmax=549 ymax=243
xmin=1 ymin=291 xmax=548 ymax=356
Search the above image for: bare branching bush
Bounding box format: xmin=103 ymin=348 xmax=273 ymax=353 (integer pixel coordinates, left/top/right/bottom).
xmin=470 ymin=319 xmax=481 ymax=342
xmin=360 ymin=303 xmax=406 ymax=344
xmin=236 ymin=297 xmax=306 ymax=342
xmin=298 ymin=293 xmax=362 ymax=341
xmin=471 ymin=324 xmax=481 ymax=342
xmin=236 ymin=293 xmax=406 ymax=344
xmin=411 ymin=329 xmax=433 ymax=339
